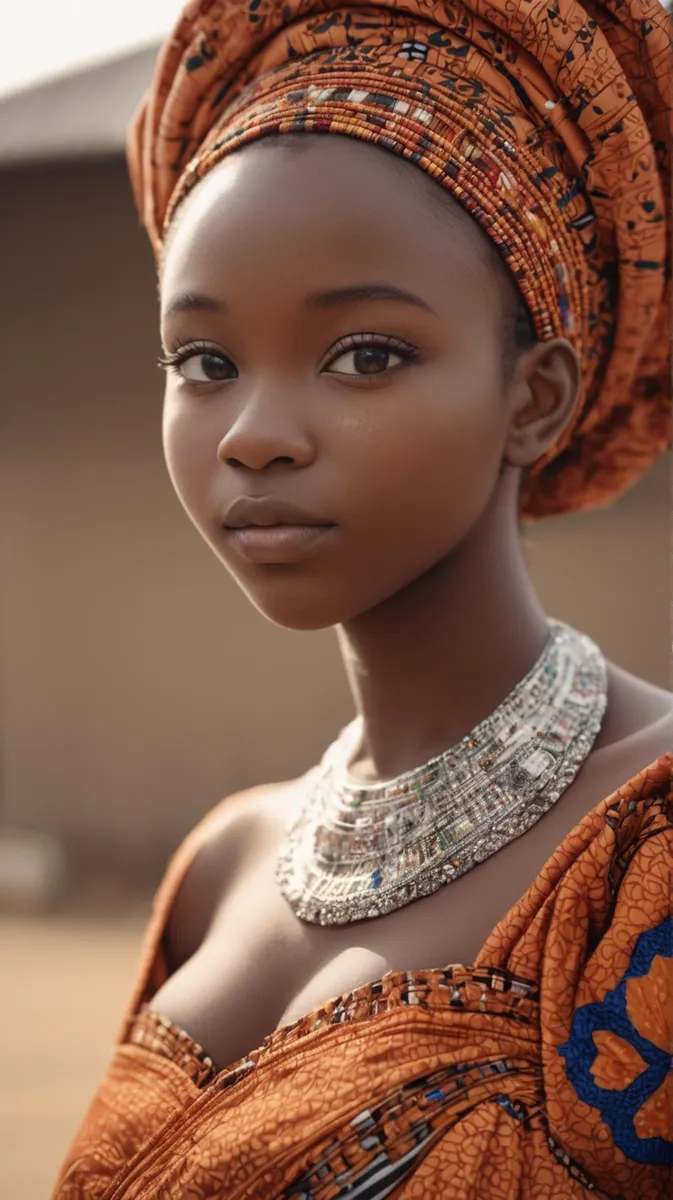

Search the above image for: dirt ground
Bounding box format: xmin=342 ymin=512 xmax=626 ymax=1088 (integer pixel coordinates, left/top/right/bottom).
xmin=2 ymin=911 xmax=149 ymax=1199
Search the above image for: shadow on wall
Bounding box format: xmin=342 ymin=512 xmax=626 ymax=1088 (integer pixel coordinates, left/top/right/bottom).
xmin=1 ymin=158 xmax=670 ymax=889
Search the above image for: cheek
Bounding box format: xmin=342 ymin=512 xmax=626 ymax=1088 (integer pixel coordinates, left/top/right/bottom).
xmin=162 ymin=398 xmax=215 ymax=523
xmin=343 ymin=367 xmax=508 ymax=555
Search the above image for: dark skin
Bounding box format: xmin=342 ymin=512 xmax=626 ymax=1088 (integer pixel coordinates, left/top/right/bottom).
xmin=149 ymin=136 xmax=671 ymax=1069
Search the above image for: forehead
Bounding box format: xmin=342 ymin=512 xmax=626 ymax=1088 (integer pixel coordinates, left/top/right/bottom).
xmin=160 ymin=135 xmax=493 ymax=309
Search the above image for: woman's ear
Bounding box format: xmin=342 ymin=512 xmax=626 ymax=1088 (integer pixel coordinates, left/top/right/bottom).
xmin=504 ymin=338 xmax=581 ymax=468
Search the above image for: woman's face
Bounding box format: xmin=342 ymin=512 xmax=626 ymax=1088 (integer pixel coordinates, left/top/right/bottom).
xmin=160 ymin=136 xmax=515 ymax=630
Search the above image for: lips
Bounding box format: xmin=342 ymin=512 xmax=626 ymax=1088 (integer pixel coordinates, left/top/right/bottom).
xmin=222 ymin=495 xmax=333 ymax=530
xmin=221 ymin=496 xmax=336 ymax=564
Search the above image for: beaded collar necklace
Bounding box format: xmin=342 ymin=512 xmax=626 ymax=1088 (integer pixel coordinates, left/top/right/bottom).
xmin=276 ymin=621 xmax=607 ymax=926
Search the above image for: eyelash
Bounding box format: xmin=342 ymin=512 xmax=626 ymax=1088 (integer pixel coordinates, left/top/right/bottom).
xmin=321 ymin=332 xmax=422 ymax=372
xmin=157 ymin=340 xmax=222 ymax=374
xmin=157 ymin=333 xmax=423 ymax=379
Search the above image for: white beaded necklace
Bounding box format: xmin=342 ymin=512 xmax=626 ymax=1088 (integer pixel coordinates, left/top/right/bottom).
xmin=276 ymin=621 xmax=607 ymax=925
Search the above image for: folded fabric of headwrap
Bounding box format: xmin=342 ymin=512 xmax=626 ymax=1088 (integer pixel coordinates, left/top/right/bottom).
xmin=127 ymin=0 xmax=671 ymax=519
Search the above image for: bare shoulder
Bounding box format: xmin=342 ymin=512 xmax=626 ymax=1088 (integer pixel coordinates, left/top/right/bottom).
xmin=580 ymin=661 xmax=671 ymax=806
xmin=163 ymin=778 xmax=300 ymax=974
xmin=599 ymin=661 xmax=671 ymax=748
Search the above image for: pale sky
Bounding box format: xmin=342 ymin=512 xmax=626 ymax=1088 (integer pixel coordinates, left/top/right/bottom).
xmin=0 ymin=0 xmax=184 ymax=98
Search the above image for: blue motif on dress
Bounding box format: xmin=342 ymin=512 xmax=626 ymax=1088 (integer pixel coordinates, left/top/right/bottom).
xmin=559 ymin=918 xmax=672 ymax=1165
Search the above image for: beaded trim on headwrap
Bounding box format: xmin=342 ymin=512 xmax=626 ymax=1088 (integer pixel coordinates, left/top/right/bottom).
xmin=127 ymin=0 xmax=672 ymax=519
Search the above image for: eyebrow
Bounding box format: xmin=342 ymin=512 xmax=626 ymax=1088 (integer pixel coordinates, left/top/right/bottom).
xmin=162 ymin=283 xmax=436 ymax=321
xmin=307 ymin=283 xmax=436 ymax=314
xmin=162 ymin=291 xmax=224 ymax=320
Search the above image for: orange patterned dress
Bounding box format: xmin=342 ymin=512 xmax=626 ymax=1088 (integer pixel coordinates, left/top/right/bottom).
xmin=53 ymin=755 xmax=671 ymax=1198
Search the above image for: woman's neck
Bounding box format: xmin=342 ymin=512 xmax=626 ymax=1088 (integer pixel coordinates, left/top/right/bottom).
xmin=337 ymin=479 xmax=549 ymax=782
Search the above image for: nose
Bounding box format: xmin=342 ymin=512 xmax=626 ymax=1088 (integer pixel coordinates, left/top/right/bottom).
xmin=217 ymin=386 xmax=316 ymax=472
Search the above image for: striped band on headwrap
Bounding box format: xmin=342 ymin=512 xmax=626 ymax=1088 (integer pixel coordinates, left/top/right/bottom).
xmin=127 ymin=0 xmax=671 ymax=519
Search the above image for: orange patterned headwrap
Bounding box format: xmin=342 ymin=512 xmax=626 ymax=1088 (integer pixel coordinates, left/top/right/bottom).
xmin=127 ymin=0 xmax=671 ymax=519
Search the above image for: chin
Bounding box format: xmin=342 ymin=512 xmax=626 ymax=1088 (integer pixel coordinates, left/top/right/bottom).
xmin=244 ymin=590 xmax=343 ymax=632
xmin=233 ymin=570 xmax=381 ymax=632
xmin=226 ymin=573 xmax=343 ymax=638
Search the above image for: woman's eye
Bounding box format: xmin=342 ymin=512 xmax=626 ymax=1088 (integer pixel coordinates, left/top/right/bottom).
xmin=179 ymin=352 xmax=236 ymax=382
xmin=325 ymin=345 xmax=405 ymax=376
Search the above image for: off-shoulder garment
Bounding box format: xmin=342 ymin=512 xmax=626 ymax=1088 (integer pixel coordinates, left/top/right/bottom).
xmin=55 ymin=756 xmax=672 ymax=1198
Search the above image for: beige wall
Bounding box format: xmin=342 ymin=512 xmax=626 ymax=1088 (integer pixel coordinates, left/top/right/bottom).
xmin=1 ymin=159 xmax=670 ymax=885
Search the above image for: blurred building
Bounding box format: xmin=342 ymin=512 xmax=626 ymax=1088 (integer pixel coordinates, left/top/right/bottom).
xmin=0 ymin=51 xmax=670 ymax=890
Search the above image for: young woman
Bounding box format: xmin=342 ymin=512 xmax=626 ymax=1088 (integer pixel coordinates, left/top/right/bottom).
xmin=55 ymin=1 xmax=671 ymax=1197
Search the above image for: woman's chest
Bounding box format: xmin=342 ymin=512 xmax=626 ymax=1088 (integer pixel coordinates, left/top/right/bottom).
xmin=148 ymin=835 xmax=550 ymax=1070
xmin=147 ymin=765 xmax=604 ymax=1071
